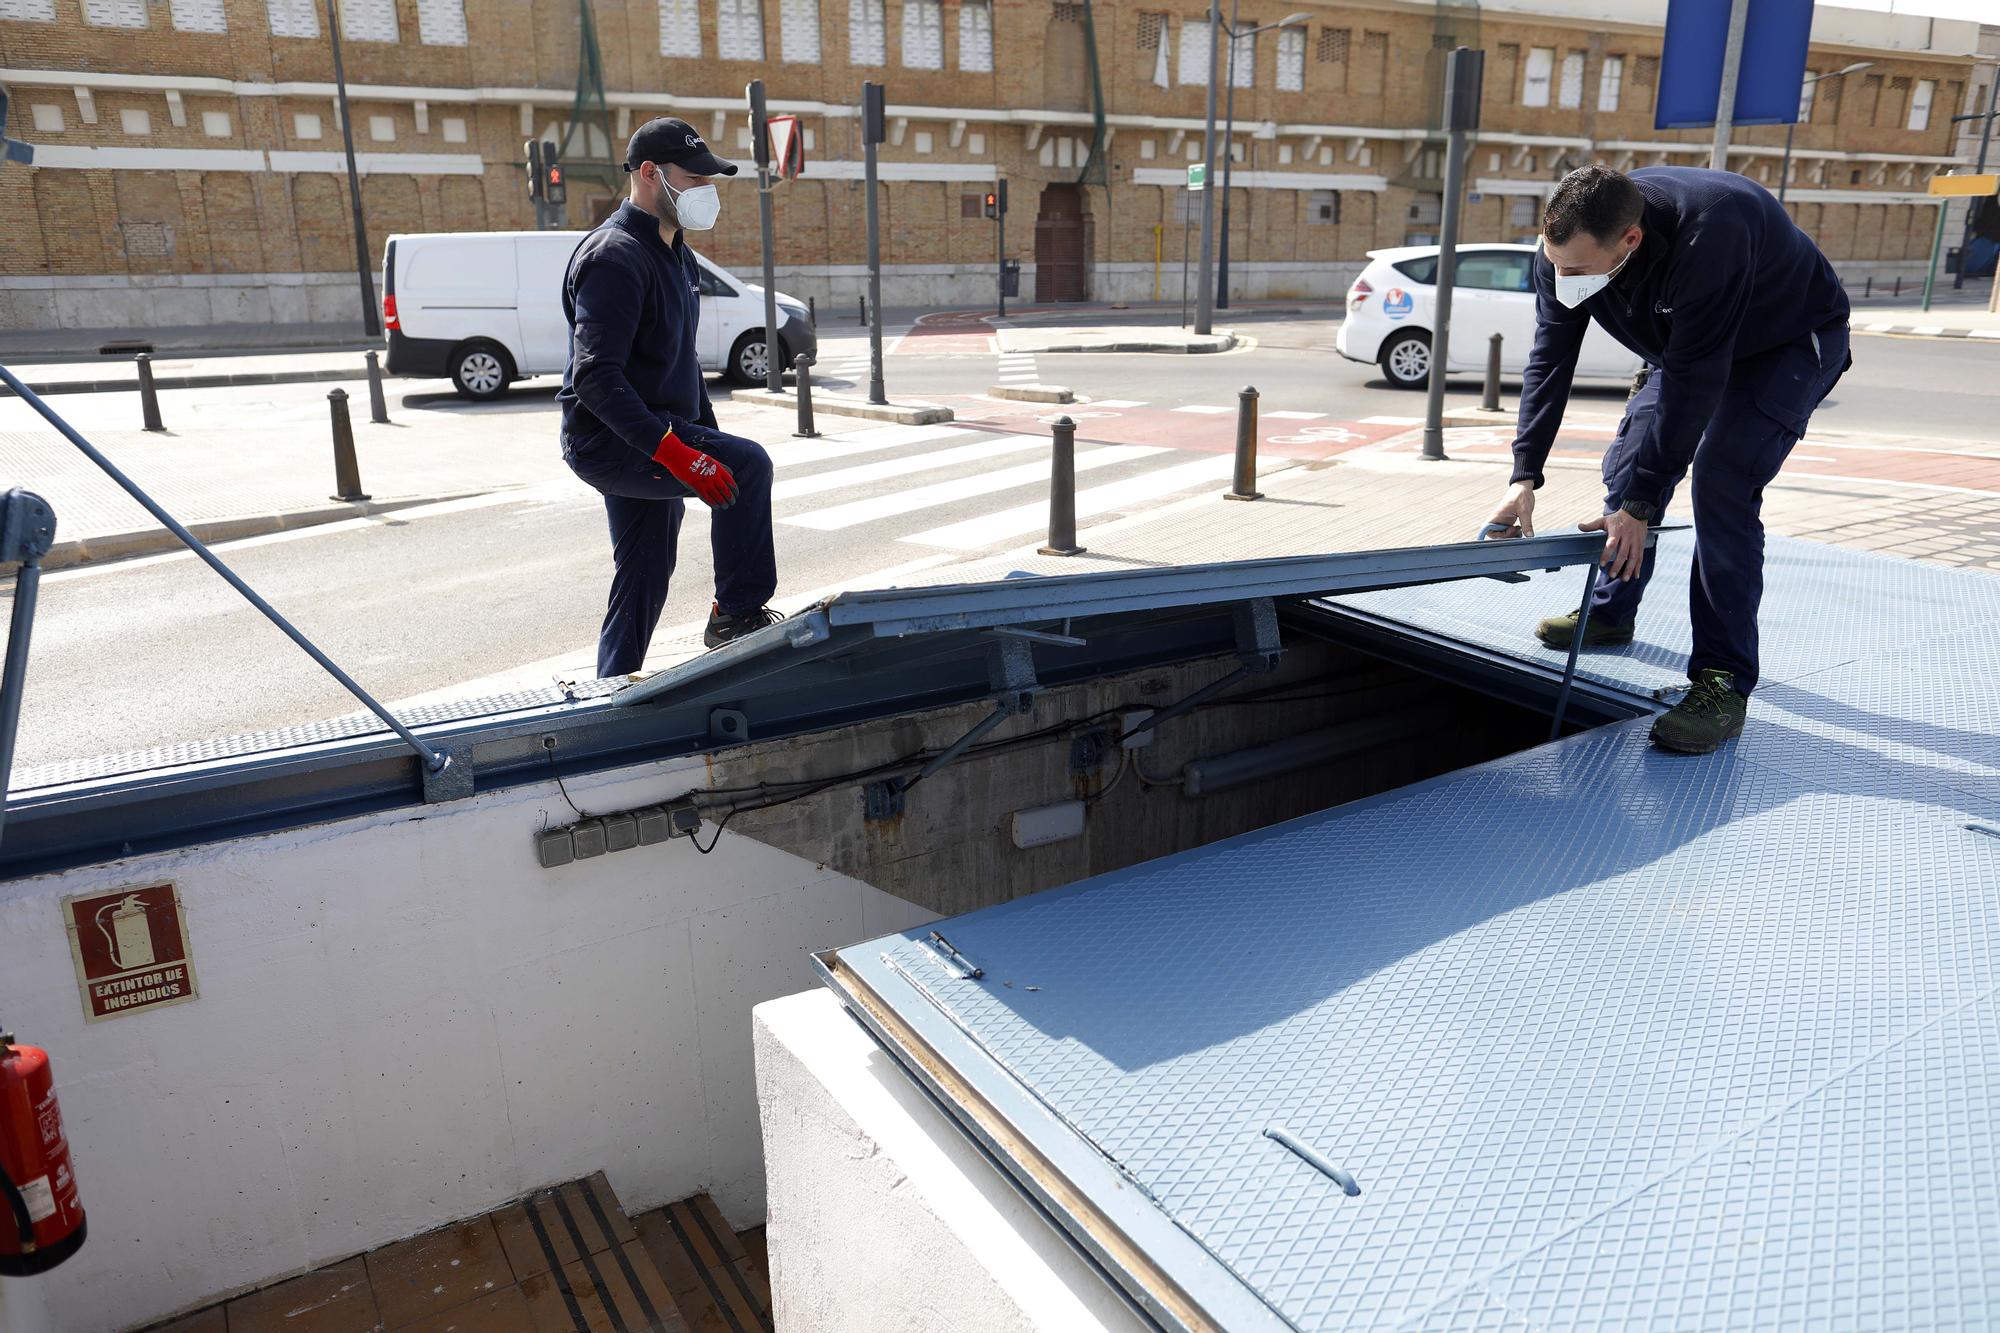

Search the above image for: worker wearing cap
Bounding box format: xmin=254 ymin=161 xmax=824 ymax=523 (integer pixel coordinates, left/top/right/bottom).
xmin=560 ymin=117 xmax=780 ymax=678
xmin=1486 ymin=165 xmax=1852 ymax=753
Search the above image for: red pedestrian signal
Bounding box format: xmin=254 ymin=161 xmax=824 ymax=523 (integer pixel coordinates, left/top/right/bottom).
xmin=542 ymin=145 xmax=566 ymax=206
xmin=983 ymin=192 xmax=998 ymax=220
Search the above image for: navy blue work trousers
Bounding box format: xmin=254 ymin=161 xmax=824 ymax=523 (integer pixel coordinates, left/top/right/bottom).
xmin=1589 ymin=324 xmax=1849 ymax=693
xmin=565 ymin=430 xmax=776 ymax=679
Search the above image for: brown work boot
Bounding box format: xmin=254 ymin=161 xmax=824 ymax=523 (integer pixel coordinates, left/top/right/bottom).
xmin=1534 ymin=608 xmax=1635 ymax=650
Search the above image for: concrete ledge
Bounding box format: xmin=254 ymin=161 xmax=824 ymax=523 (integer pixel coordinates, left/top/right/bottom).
xmin=1030 ymin=333 xmax=1236 ymax=355
xmin=43 ymin=493 xmax=479 ymax=571
xmin=736 ymin=387 xmax=954 ymax=426
xmin=754 ymin=990 xmax=1147 ymax=1333
xmin=987 ymin=384 xmax=1074 ymax=403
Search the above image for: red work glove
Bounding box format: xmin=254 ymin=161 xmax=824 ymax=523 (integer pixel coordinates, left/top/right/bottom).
xmin=652 ymin=430 xmax=739 ymax=509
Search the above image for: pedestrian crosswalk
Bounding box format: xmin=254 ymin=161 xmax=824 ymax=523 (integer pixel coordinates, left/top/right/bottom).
xmin=995 ymin=351 xmax=1040 ymax=385
xmin=745 ymin=421 xmax=1245 ymax=552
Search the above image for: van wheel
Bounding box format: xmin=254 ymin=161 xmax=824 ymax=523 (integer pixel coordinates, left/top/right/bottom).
xmin=727 ymin=331 xmax=783 ymax=386
xmin=450 ymin=341 xmax=511 ymax=400
xmin=1379 ymin=331 xmax=1432 ymax=390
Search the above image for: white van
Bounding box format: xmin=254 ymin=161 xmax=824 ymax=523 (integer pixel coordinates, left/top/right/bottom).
xmin=381 ymin=230 xmax=817 ymax=400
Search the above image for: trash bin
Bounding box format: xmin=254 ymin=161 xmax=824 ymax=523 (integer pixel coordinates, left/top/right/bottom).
xmin=1000 ymin=259 xmax=1021 ymax=298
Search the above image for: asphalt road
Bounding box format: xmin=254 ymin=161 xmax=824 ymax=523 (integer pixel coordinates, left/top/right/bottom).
xmin=862 ymin=309 xmax=2000 ymax=442
xmin=7 ymin=318 xmax=1995 ymax=773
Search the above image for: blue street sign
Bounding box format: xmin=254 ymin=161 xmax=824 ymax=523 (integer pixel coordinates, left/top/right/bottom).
xmin=1656 ymin=0 xmax=1816 ymax=130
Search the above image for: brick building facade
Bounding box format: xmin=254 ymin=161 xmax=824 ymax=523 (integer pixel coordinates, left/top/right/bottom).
xmin=0 ymin=0 xmax=1987 ymax=329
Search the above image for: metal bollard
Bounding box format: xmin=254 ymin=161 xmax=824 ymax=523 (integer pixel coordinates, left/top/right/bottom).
xmin=808 ymin=295 xmax=816 ymax=327
xmin=136 ymin=352 xmax=165 ymax=433
xmin=327 ymin=388 xmax=371 ymax=503
xmin=1225 ymin=386 xmax=1262 ymax=502
xmin=1482 ymin=333 xmax=1503 ymax=413
xmin=857 ymin=294 xmax=866 ymax=325
xmin=1037 ymin=415 xmax=1084 ymax=556
xmin=1864 ymin=275 xmax=1873 ymax=299
xmin=793 ymin=353 xmax=821 ymax=438
xmin=1893 ymin=275 xmax=1902 ymax=299
xmin=364 ymin=350 xmax=390 ymax=424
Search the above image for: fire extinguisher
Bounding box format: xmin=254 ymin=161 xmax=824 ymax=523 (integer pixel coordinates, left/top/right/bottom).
xmin=0 ymin=1031 xmax=87 ymax=1275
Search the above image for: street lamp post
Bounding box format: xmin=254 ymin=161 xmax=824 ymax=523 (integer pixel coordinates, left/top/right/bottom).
xmin=1949 ymin=72 xmax=1998 ymax=289
xmin=323 ymin=0 xmax=379 ymax=338
xmin=1216 ymin=11 xmax=1309 ymax=312
xmin=1193 ymin=1 xmax=1223 ymax=336
xmin=1779 ymin=61 xmax=1873 ymax=207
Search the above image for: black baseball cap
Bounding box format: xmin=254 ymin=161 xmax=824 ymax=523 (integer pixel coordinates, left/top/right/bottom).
xmin=621 ymin=117 xmax=738 ymax=177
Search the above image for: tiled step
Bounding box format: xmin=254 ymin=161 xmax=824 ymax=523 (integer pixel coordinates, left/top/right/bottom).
xmin=633 ymin=1197 xmax=774 ymax=1333
xmin=143 ymin=1175 xmax=763 ymax=1333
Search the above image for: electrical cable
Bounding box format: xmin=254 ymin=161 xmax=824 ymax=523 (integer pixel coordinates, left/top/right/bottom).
xmin=645 ymin=672 xmax=1420 ymax=842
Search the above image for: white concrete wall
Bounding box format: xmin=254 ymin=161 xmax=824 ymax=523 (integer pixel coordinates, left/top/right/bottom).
xmin=754 ymin=990 xmax=1151 ymax=1333
xmin=0 ymin=754 xmax=934 ymax=1332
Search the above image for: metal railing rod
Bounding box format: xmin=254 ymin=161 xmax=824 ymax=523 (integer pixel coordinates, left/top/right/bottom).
xmin=0 ymin=362 xmax=449 ymax=776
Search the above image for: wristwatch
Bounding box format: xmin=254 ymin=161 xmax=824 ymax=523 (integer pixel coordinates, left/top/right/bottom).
xmin=1619 ymin=498 xmax=1659 ymax=522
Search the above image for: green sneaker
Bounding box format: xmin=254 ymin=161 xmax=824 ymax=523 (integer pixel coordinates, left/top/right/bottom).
xmin=1650 ymin=669 xmax=1748 ymax=754
xmin=1534 ymin=608 xmax=1635 ymax=650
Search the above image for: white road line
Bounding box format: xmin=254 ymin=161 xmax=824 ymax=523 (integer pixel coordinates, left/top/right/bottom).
xmin=1083 ymin=399 xmax=1146 ymax=408
xmin=1971 ymin=329 xmax=2000 ymax=339
xmin=1262 ymin=410 xmax=1327 ymax=420
xmin=771 ymin=435 xmax=1045 ymax=500
xmin=762 ymin=423 xmax=973 ymax=468
xmin=1171 ymin=404 xmax=1233 ymax=414
xmin=1359 ymin=414 xmax=1423 ymax=425
xmin=900 ymin=453 xmax=1239 ymax=550
xmin=782 ymin=445 xmax=1166 ymax=531
xmin=1912 ymin=325 xmax=1945 ymax=336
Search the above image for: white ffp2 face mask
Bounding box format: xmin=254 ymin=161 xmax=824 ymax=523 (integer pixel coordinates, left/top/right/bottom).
xmin=1554 ymin=243 xmax=1635 ymax=308
xmin=664 ymin=180 xmax=721 ymax=231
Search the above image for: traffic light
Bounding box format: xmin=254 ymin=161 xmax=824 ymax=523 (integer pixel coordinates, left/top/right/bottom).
xmin=524 ymin=138 xmax=544 ymax=203
xmin=982 ymin=191 xmax=998 ymax=220
xmin=542 ymin=140 xmax=566 ymax=206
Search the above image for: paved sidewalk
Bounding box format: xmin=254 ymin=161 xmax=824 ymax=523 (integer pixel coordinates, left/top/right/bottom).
xmin=2 ymin=347 xmax=390 ymax=396
xmin=1847 ymin=275 xmax=1999 ymax=338
xmin=0 ymin=320 xmax=376 ymax=363
xmin=0 ymin=384 xmax=793 ymax=566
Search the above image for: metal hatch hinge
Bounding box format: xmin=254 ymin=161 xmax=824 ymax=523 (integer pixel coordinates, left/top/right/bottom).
xmin=865 ymin=635 xmax=1039 ymax=820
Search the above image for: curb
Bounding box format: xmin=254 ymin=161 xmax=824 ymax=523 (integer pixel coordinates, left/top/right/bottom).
xmin=42 ymin=493 xmax=478 ymax=571
xmin=1852 ymin=322 xmax=2000 ymax=340
xmin=1024 ymin=333 xmax=1237 ymax=355
xmin=1440 ymin=408 xmax=1515 ymax=428
xmin=987 ymin=385 xmax=1074 ymax=403
xmin=4 ymin=366 xmax=370 ymax=398
xmin=736 ymin=388 xmax=954 ymax=426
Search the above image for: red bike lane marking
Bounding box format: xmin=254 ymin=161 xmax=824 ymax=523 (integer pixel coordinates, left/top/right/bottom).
xmin=1397 ymin=432 xmax=2000 ymax=495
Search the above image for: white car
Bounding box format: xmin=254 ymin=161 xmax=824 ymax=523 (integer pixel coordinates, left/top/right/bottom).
xmin=1335 ymin=243 xmax=1642 ymax=390
xmin=382 ymin=230 xmax=817 ymax=400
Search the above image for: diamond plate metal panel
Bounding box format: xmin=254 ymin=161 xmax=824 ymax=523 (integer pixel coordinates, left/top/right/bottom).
xmin=833 ymin=713 xmax=2000 ymax=1330
xmin=14 ymin=679 xmax=624 ymax=790
xmin=1334 ymin=534 xmax=2000 ymax=701
xmin=1742 ymin=619 xmax=2000 ymax=808
xmin=1474 ymin=995 xmax=2000 ymax=1331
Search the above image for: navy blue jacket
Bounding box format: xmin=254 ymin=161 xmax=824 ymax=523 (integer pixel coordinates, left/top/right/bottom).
xmin=1512 ymin=167 xmax=1849 ymax=508
xmin=558 ymin=200 xmax=718 ymax=462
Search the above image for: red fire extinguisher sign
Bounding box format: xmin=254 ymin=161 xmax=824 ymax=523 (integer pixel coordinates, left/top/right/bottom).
xmin=63 ymin=883 xmax=199 ymax=1023
xmin=1 ymin=1034 xmax=88 ymax=1274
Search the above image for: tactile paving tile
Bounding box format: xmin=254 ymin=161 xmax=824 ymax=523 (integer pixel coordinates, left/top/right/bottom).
xmin=1333 ymin=533 xmax=2000 ymax=700
xmin=850 ymin=719 xmax=2000 ymax=1330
